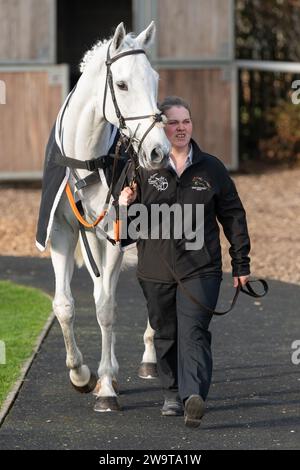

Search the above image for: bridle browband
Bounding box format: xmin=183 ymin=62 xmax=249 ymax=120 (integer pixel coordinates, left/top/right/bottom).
xmin=103 ymin=43 xmax=166 ymax=155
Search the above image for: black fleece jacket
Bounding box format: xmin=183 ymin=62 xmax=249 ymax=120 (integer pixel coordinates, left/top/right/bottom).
xmin=128 ymin=139 xmax=251 ymax=283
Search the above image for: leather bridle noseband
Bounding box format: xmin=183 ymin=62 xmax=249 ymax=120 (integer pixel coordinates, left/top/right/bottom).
xmin=103 ymin=43 xmax=166 ymax=156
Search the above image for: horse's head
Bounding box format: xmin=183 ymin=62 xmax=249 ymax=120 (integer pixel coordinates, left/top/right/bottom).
xmin=102 ymin=22 xmax=170 ymax=170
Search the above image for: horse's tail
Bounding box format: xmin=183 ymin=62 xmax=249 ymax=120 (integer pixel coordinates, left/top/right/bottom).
xmin=74 ymin=241 xmax=85 ymax=268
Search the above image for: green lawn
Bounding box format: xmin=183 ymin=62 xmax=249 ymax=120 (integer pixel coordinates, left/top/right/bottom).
xmin=0 ymin=281 xmax=52 ymax=408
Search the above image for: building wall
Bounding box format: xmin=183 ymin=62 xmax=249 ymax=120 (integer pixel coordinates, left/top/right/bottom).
xmin=0 ymin=0 xmax=56 ymax=63
xmin=134 ymin=0 xmax=237 ymax=169
xmin=0 ymin=65 xmax=68 ymax=179
xmin=0 ymin=0 xmax=132 ymax=179
xmin=0 ymin=0 xmax=237 ymax=178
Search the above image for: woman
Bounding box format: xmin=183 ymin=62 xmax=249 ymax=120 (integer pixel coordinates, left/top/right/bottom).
xmin=119 ymin=96 xmax=251 ymax=427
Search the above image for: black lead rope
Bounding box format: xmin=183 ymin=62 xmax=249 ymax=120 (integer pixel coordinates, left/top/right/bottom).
xmin=240 ymin=279 xmax=269 ymax=298
xmin=110 ymin=150 xmax=269 ymax=315
xmin=158 ymin=252 xmax=269 ymax=316
xmin=192 ymin=278 xmax=268 ymax=316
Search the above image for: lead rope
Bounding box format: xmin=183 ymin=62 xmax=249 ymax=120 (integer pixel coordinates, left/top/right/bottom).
xmin=65 ymin=183 xmax=107 ymax=229
xmin=112 ymin=142 xmax=139 ymax=242
xmin=65 ymin=137 xmax=123 ymax=234
xmin=158 ymin=250 xmax=268 ymax=315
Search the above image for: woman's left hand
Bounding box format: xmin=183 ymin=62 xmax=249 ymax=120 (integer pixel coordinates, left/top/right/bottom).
xmin=233 ymin=275 xmax=250 ymax=288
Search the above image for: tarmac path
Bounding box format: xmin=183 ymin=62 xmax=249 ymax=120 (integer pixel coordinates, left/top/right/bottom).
xmin=0 ymin=256 xmax=299 ymax=450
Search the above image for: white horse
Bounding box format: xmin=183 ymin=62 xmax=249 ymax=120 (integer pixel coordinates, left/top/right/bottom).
xmin=49 ymin=22 xmax=170 ymax=411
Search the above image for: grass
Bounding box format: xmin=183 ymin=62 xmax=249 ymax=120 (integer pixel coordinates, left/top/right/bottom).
xmin=0 ymin=280 xmax=52 ymax=408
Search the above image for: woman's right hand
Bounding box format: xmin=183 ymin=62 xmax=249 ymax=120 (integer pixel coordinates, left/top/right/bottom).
xmin=119 ymin=183 xmax=137 ymax=206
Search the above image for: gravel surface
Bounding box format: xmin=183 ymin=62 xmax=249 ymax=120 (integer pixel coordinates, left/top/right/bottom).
xmin=1 ymin=165 xmax=299 ymax=285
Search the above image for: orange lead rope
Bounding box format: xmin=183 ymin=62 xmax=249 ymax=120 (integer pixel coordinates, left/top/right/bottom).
xmin=113 ymin=219 xmax=121 ymax=242
xmin=65 ymin=182 xmax=107 ymax=229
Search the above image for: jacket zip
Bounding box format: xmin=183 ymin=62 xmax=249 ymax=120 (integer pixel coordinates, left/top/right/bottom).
xmin=167 ymin=165 xmax=197 ymax=274
xmin=171 ymin=177 xmax=181 ymax=272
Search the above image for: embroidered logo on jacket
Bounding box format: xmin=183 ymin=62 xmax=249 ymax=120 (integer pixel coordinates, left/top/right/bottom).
xmin=191 ymin=176 xmax=211 ymax=191
xmin=148 ymin=173 xmax=169 ymax=191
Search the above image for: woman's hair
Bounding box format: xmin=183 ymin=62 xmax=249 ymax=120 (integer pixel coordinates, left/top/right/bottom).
xmin=159 ymin=96 xmax=192 ymax=117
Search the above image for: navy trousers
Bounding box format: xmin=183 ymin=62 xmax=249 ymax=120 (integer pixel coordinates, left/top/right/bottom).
xmin=139 ymin=276 xmax=222 ymax=402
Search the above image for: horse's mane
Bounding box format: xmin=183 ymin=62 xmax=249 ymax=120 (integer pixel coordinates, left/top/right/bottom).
xmin=79 ymin=33 xmax=136 ymax=73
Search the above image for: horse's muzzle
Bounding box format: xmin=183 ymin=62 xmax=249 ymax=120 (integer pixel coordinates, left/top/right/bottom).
xmin=150 ymin=147 xmax=168 ymax=168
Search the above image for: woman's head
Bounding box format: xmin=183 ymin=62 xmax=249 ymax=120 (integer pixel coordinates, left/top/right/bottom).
xmin=159 ymin=96 xmax=192 ymax=117
xmin=159 ymin=96 xmax=193 ymax=151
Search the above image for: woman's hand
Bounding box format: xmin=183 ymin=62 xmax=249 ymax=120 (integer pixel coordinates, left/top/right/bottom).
xmin=233 ymin=275 xmax=250 ymax=288
xmin=119 ymin=183 xmax=137 ymax=206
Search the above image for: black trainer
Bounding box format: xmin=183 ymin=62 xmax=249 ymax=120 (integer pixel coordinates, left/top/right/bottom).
xmin=161 ymin=396 xmax=184 ymax=416
xmin=184 ymin=394 xmax=205 ymax=427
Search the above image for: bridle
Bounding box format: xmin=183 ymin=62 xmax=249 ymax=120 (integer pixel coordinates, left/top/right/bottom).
xmin=102 ymin=42 xmax=166 ymax=156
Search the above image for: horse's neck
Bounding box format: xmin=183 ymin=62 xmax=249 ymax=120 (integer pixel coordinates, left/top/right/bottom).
xmin=59 ymin=62 xmax=114 ymax=214
xmin=60 ymin=71 xmax=111 ymax=162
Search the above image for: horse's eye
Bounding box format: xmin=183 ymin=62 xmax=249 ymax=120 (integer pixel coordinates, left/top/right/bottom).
xmin=116 ymin=81 xmax=128 ymax=91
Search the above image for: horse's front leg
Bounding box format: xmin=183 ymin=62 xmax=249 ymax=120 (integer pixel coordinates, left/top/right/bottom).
xmin=80 ymin=232 xmax=123 ymax=411
xmin=50 ymin=203 xmax=97 ymax=394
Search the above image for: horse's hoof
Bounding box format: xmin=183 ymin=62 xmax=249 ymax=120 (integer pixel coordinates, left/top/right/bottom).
xmin=93 ymin=379 xmax=119 ymax=396
xmin=94 ymin=396 xmax=121 ymax=412
xmin=70 ymin=372 xmax=98 ymax=394
xmin=138 ymin=362 xmax=158 ymax=379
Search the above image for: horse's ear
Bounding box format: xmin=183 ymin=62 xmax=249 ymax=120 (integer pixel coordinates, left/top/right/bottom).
xmin=136 ymin=21 xmax=156 ymax=49
xmin=111 ymin=22 xmax=126 ymax=53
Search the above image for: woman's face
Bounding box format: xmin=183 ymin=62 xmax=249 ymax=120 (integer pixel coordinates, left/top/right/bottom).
xmin=164 ymin=105 xmax=193 ymax=151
